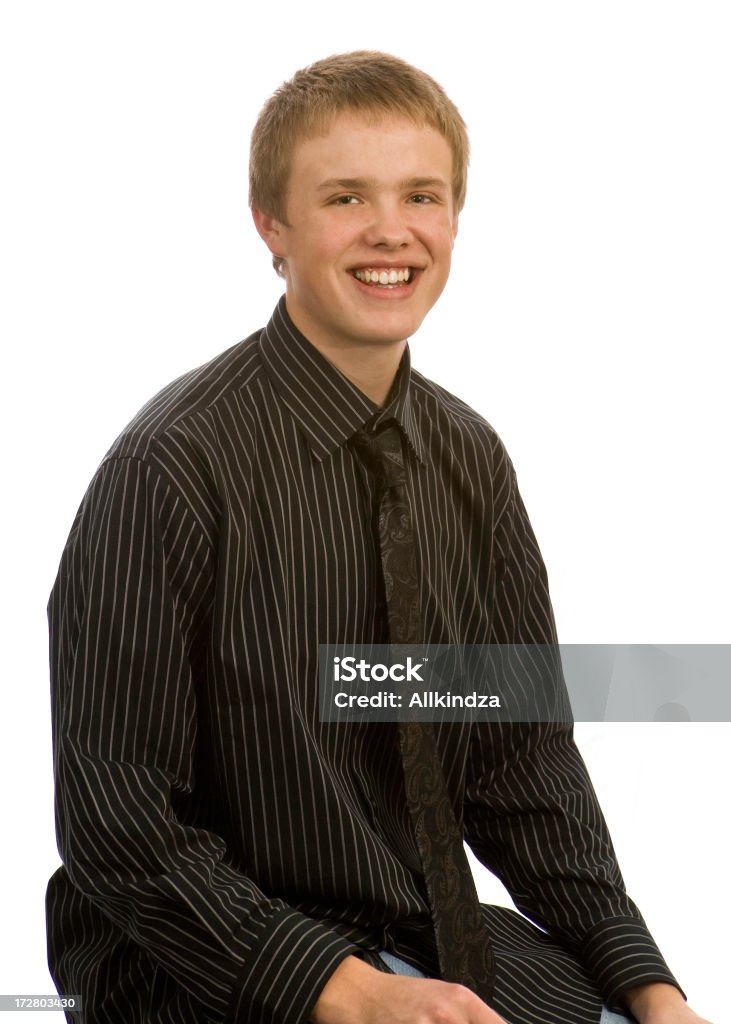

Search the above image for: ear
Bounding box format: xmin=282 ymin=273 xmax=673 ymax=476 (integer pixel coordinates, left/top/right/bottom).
xmin=251 ymin=207 xmax=287 ymax=259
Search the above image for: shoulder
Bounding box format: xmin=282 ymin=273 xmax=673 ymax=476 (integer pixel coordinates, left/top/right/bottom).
xmin=409 ymin=367 xmax=514 ymax=479
xmin=104 ymin=329 xmax=267 ymax=465
xmin=69 ymin=329 xmax=269 ymax=543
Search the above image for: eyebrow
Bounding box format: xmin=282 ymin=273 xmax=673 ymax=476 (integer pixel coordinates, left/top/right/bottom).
xmin=315 ymin=176 xmax=450 ymax=192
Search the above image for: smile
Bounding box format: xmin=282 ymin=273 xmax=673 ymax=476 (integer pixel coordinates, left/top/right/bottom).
xmin=352 ymin=267 xmax=412 ymax=288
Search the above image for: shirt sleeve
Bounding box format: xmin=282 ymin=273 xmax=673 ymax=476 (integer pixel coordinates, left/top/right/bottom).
xmin=48 ymin=454 xmax=357 ymax=1023
xmin=462 ymin=447 xmax=684 ymax=1011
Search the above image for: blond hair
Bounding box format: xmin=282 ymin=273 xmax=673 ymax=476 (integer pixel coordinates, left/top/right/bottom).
xmin=249 ymin=51 xmax=469 ymax=276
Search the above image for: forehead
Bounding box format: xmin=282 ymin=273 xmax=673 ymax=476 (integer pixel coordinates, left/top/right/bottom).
xmin=288 ymin=111 xmax=453 ymax=182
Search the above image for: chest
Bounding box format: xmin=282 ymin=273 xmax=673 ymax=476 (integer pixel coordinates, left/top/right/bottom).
xmin=213 ymin=421 xmax=498 ymax=649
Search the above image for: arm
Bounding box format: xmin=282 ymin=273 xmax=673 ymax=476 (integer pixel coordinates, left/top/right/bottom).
xmin=49 ymin=455 xmax=356 ymax=1023
xmin=463 ymin=448 xmax=684 ymax=1011
xmin=624 ymin=983 xmax=712 ymax=1024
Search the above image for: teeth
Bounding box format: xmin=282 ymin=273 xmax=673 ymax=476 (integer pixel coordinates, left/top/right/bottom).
xmin=353 ymin=268 xmax=412 ymax=285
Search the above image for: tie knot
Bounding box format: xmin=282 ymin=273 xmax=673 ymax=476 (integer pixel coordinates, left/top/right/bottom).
xmin=350 ymin=424 xmax=406 ymax=488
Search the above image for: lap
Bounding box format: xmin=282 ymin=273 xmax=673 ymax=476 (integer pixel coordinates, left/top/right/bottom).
xmin=378 ymin=952 xmax=631 ymax=1024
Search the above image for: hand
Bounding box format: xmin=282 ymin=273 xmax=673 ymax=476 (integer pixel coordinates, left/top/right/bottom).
xmin=623 ymin=983 xmax=713 ymax=1024
xmin=310 ymin=955 xmax=507 ymax=1024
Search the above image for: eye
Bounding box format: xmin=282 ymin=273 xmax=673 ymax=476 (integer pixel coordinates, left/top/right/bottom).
xmin=331 ymin=194 xmax=361 ymax=205
xmin=408 ymin=193 xmax=434 ymax=204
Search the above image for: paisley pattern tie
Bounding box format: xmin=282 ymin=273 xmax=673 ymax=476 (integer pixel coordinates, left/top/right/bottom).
xmin=350 ymin=422 xmax=496 ymax=1002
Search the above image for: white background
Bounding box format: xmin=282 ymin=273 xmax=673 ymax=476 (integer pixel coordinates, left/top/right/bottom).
xmin=1 ymin=2 xmax=729 ymax=1021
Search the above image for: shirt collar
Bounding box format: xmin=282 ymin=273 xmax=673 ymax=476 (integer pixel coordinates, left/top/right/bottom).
xmin=259 ymin=296 xmax=425 ymax=464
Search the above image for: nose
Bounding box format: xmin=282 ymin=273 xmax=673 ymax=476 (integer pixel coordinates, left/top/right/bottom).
xmin=362 ymin=198 xmax=413 ymax=249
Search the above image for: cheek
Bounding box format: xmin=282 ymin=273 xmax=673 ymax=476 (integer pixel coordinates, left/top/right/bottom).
xmin=306 ymin=215 xmax=359 ymax=258
xmin=432 ymin=230 xmax=456 ymax=267
xmin=421 ymin=218 xmax=457 ymax=254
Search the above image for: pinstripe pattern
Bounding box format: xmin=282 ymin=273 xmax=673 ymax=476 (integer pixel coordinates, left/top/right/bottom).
xmin=47 ymin=296 xmax=681 ymax=1023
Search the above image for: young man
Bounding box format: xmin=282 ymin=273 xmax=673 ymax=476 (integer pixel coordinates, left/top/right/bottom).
xmin=47 ymin=53 xmax=709 ymax=1024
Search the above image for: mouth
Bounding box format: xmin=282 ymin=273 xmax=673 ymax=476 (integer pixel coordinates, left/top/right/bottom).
xmin=350 ymin=266 xmax=414 ymax=289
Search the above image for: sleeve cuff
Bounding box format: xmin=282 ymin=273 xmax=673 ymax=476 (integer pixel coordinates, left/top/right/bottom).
xmin=581 ymin=916 xmax=685 ymax=1012
xmin=226 ymin=907 xmax=360 ymax=1024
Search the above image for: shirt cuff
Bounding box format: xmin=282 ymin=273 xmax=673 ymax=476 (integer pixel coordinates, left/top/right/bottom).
xmin=226 ymin=907 xmax=360 ymax=1024
xmin=581 ymin=916 xmax=686 ymax=1012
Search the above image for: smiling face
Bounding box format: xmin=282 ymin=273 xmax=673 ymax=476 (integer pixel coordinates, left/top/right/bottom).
xmin=253 ymin=113 xmax=459 ymax=357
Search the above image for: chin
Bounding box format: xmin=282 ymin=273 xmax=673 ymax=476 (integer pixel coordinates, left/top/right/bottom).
xmin=358 ymin=314 xmax=425 ymax=345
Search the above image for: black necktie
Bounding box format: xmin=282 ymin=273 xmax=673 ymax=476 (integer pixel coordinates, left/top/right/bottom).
xmin=350 ymin=422 xmax=496 ymax=1002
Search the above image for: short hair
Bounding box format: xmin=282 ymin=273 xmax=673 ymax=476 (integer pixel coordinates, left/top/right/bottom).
xmin=249 ymin=51 xmax=469 ymax=276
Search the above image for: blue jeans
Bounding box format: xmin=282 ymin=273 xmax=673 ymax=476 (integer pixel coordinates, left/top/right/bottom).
xmin=378 ymin=951 xmax=630 ymax=1023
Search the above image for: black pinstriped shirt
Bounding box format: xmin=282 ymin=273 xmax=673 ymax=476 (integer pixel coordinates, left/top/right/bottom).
xmin=47 ymin=297 xmax=681 ymax=1023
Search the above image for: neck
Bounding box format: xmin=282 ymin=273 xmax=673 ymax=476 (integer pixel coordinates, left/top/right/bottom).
xmin=323 ymin=341 xmax=406 ymax=406
xmin=285 ymin=303 xmax=406 ymax=407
